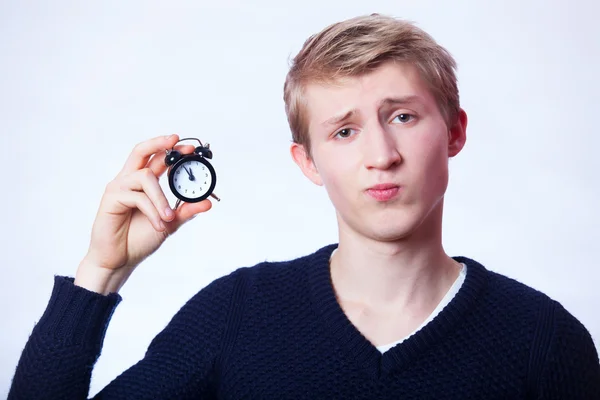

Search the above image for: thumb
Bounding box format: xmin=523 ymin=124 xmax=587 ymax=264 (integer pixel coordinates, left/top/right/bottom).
xmin=165 ymin=199 xmax=213 ymax=233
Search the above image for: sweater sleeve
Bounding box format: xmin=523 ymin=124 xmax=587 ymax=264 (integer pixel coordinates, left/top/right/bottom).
xmin=537 ymin=301 xmax=600 ymax=399
xmin=8 ymin=270 xmax=240 ymax=400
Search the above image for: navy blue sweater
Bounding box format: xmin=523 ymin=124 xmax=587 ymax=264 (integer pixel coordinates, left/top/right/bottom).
xmin=8 ymin=244 xmax=600 ymax=399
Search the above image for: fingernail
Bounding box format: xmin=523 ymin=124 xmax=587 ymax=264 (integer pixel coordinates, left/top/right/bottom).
xmin=165 ymin=134 xmax=174 ymax=139
xmin=165 ymin=207 xmax=174 ymax=218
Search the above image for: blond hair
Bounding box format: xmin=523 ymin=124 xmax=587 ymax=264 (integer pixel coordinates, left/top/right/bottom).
xmin=283 ymin=14 xmax=460 ymax=157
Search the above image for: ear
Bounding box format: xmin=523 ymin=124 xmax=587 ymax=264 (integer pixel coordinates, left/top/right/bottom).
xmin=290 ymin=142 xmax=323 ymax=186
xmin=448 ymin=108 xmax=468 ymax=157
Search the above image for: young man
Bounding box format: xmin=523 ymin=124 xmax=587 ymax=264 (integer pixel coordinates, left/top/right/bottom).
xmin=9 ymin=14 xmax=600 ymax=399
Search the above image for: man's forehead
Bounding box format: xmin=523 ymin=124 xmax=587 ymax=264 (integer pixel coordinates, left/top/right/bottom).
xmin=303 ymin=63 xmax=432 ymax=121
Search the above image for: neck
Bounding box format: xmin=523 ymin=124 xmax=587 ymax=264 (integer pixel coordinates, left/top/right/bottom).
xmin=330 ymin=203 xmax=461 ymax=312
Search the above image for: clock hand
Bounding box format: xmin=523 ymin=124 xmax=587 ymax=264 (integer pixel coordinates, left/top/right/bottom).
xmin=189 ymin=168 xmax=195 ymax=181
xmin=183 ymin=165 xmax=192 ymax=179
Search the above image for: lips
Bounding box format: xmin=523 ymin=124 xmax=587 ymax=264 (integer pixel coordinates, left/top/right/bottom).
xmin=368 ymin=183 xmax=399 ymax=190
xmin=366 ymin=183 xmax=401 ymax=201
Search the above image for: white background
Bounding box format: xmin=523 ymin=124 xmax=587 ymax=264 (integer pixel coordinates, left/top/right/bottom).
xmin=1 ymin=0 xmax=599 ymax=396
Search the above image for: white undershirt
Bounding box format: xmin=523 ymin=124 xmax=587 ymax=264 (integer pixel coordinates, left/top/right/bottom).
xmin=329 ymin=249 xmax=467 ymax=354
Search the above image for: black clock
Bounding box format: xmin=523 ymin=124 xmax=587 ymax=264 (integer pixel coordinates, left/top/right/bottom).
xmin=164 ymin=138 xmax=220 ymax=209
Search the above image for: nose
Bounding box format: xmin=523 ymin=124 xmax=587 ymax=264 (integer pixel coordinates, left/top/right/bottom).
xmin=362 ymin=122 xmax=402 ymax=170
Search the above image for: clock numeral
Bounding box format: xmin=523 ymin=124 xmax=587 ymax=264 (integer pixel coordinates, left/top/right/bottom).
xmin=176 ymin=170 xmax=180 ymax=174
xmin=202 ymin=166 xmax=205 ymax=170
xmin=205 ymin=173 xmax=208 ymax=177
xmin=204 ymin=181 xmax=207 ymax=184
xmin=185 ymin=189 xmax=188 ymax=193
xmin=192 ymin=191 xmax=195 ymax=194
xmin=178 ymin=185 xmax=181 ymax=189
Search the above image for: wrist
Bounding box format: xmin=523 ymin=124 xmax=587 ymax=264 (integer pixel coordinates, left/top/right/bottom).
xmin=74 ymin=258 xmax=132 ymax=295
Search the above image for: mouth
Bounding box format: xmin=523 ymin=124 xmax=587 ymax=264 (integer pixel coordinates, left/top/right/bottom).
xmin=365 ymin=183 xmax=401 ymax=201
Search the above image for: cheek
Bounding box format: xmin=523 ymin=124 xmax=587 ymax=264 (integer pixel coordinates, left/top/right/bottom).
xmin=315 ymin=153 xmax=356 ymax=205
xmin=410 ymin=130 xmax=449 ymax=196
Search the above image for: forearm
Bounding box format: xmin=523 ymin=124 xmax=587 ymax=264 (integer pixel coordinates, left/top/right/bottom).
xmin=8 ymin=276 xmax=122 ymax=400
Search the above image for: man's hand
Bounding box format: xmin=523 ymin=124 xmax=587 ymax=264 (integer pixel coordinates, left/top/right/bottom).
xmin=74 ymin=134 xmax=212 ymax=295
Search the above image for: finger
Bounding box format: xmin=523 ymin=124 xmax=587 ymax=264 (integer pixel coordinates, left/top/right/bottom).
xmin=166 ymin=199 xmax=212 ymax=234
xmin=118 ymin=134 xmax=180 ymax=177
xmin=115 ymin=191 xmax=167 ymax=232
xmin=147 ymin=144 xmax=196 ymax=177
xmin=120 ymin=168 xmax=174 ymax=222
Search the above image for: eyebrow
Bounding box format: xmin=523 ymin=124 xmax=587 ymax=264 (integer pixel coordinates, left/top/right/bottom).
xmin=378 ymin=95 xmax=423 ymax=108
xmin=320 ymin=95 xmax=424 ymax=126
xmin=322 ymin=110 xmax=355 ymax=126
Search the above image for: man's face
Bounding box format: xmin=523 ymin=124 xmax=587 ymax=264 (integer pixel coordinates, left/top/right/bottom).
xmin=293 ymin=61 xmax=466 ymax=242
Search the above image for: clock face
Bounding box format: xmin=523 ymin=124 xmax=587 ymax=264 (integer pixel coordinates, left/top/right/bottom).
xmin=170 ymin=157 xmax=215 ymax=201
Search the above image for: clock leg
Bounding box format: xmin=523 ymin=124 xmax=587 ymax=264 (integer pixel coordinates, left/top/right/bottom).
xmin=210 ymin=193 xmax=221 ymax=202
xmin=174 ymin=198 xmax=182 ymax=210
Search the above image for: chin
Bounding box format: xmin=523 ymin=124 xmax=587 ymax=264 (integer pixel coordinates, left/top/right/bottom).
xmin=366 ymin=223 xmax=417 ymax=242
xmin=340 ymin=210 xmax=421 ymax=243
xmin=336 ymin=196 xmax=439 ymax=242
xmin=369 ymin=200 xmax=439 ymax=240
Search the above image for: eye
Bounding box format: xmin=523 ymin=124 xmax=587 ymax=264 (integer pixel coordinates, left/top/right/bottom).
xmin=334 ymin=128 xmax=356 ymax=139
xmin=392 ymin=113 xmax=414 ymax=124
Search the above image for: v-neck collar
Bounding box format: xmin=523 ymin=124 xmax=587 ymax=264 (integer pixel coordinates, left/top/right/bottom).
xmin=307 ymin=243 xmax=489 ymax=380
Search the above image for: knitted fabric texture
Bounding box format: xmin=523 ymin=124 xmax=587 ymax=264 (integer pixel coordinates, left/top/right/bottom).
xmin=8 ymin=243 xmax=600 ymax=399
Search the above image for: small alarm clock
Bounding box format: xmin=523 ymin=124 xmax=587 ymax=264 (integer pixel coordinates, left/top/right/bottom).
xmin=164 ymin=137 xmax=220 ymax=210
